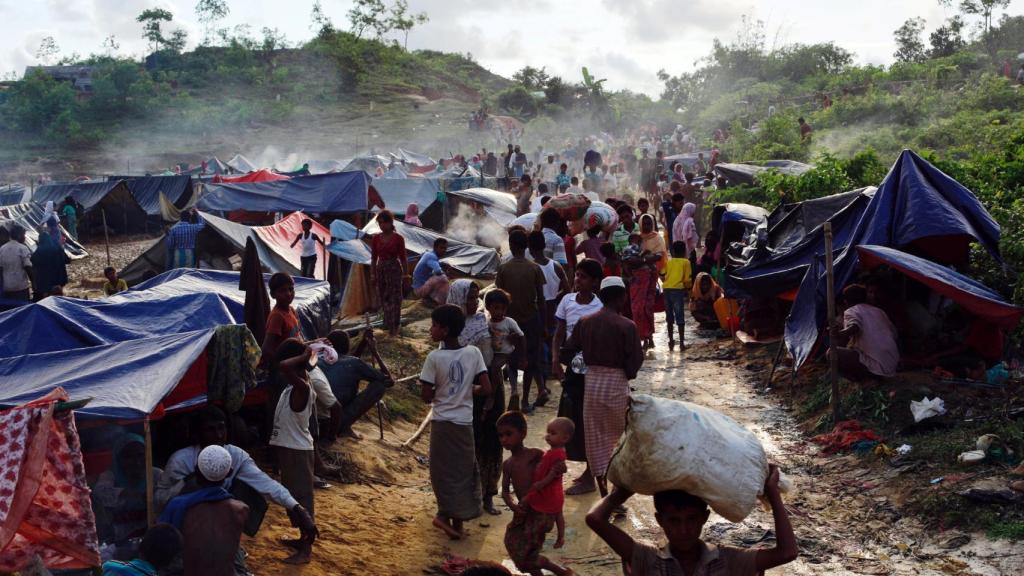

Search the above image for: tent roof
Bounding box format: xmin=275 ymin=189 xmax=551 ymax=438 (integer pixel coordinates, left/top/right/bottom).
xmin=363 ymin=215 xmax=499 ymax=277
xmin=0 ymin=330 xmax=216 ymax=419
xmin=212 ymin=169 xmax=289 ymax=183
xmin=0 ymin=184 xmax=27 ymax=206
xmin=33 ymin=180 xmax=134 ymax=212
xmin=106 ymin=175 xmax=194 ymax=216
xmin=226 ymin=154 xmax=258 ymax=173
xmin=395 ymin=148 xmax=435 ymax=167
xmin=786 ymin=150 xmax=1004 ymax=368
xmin=714 ymin=161 xmax=813 ymax=186
xmin=446 ymin=187 xmax=518 ymax=226
xmin=371 ymin=177 xmax=440 ymax=213
xmin=198 ymin=172 xmax=370 ymax=214
xmin=342 ymin=156 xmax=391 ymax=175
xmin=305 ymin=160 xmax=347 ymax=175
xmin=857 ymin=245 xmax=1023 ymax=330
xmin=0 ymin=203 xmax=88 ymax=260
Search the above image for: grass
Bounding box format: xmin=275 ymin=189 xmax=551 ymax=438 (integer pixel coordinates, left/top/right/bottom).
xmin=901 ymin=418 xmax=1024 ymax=466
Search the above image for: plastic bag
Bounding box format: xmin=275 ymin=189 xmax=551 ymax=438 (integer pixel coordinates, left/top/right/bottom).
xmin=910 ymin=396 xmax=945 ymax=423
xmin=607 ymin=394 xmax=768 ymax=522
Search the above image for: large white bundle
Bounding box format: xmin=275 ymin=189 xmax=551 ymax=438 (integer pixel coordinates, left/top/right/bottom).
xmin=607 ymin=394 xmax=768 ymax=522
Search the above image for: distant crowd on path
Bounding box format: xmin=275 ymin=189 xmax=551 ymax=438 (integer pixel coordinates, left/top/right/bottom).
xmin=0 ymin=196 xmax=81 ymax=301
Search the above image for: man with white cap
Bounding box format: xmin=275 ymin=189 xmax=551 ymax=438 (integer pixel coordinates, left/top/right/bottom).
xmin=156 ymin=405 xmax=318 ymax=564
xmin=160 ymin=445 xmax=250 ymax=575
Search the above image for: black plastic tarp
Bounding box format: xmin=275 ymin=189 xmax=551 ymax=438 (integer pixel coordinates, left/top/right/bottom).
xmin=32 ymin=180 xmax=148 ymax=235
xmin=714 ymin=160 xmax=813 ymax=186
xmin=106 ymin=175 xmax=194 ymax=217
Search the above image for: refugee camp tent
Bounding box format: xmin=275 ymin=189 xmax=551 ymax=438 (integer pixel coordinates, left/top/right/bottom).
xmin=211 ymin=169 xmax=289 ymax=184
xmin=379 ymin=165 xmax=409 ymax=179
xmin=120 ymin=211 xmax=334 ymax=284
xmin=185 ymin=157 xmax=232 ymax=176
xmin=445 ymin=187 xmax=518 ymax=226
xmin=714 ymin=160 xmax=813 ymax=187
xmin=857 ymin=245 xmax=1023 ymax=329
xmin=226 ymin=154 xmax=258 ymax=174
xmin=0 ymin=184 xmax=27 ymax=206
xmin=197 ymin=172 xmax=371 ymax=215
xmin=728 ymin=188 xmax=875 ymax=299
xmin=32 ymin=180 xmax=147 ymax=235
xmin=0 ymin=270 xmax=330 ymax=418
xmin=104 ymin=175 xmax=195 ymax=217
xmin=364 ymin=215 xmax=500 ymax=276
xmin=785 ymin=150 xmax=1003 ymax=369
xmin=342 ymin=155 xmax=391 ymax=175
xmin=395 ymin=148 xmax=436 ymax=168
xmin=370 ymin=177 xmax=444 ymax=229
xmin=0 ymin=203 xmax=88 ymax=259
xmin=305 ymin=160 xmax=346 ymax=174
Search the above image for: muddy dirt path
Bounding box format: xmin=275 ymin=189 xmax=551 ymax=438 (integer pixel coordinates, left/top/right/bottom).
xmin=432 ymin=320 xmax=1024 ymax=575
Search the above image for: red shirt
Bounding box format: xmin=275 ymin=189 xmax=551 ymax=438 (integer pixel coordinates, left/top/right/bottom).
xmin=371 ymin=233 xmax=406 ymax=262
xmin=524 ymin=447 xmax=566 ymax=514
xmin=266 ymin=307 xmax=300 ymax=345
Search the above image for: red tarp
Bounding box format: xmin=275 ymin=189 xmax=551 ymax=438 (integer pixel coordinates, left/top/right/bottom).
xmin=253 ymin=212 xmax=330 ymax=280
xmin=0 ymin=389 xmax=101 ymax=571
xmin=211 ymin=169 xmax=290 ymax=184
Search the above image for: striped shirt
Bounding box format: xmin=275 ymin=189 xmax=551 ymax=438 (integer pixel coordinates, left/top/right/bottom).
xmin=166 ymin=221 xmax=206 ymax=250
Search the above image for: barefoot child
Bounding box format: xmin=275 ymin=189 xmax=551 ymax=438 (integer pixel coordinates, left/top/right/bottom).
xmin=485 ymin=289 xmax=524 ymax=411
xmin=498 ymin=412 xmax=573 ymax=576
xmin=523 ymin=417 xmax=575 ymax=549
xmin=421 ymin=304 xmax=492 ymax=539
xmin=661 ymin=241 xmax=693 ymax=350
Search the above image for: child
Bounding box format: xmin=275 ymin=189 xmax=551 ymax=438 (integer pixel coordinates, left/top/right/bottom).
xmin=498 ymin=412 xmax=573 ymax=576
xmin=523 ymin=417 xmax=575 ymax=549
xmin=420 ymin=304 xmax=492 ymax=540
xmin=585 ymin=466 xmax=798 ymax=575
xmin=290 ymin=218 xmax=325 ymax=278
xmin=269 ymin=339 xmax=317 ymax=564
xmin=101 ymin=523 xmax=182 ymax=576
xmin=485 ymin=289 xmax=524 ymax=412
xmin=661 ymin=241 xmax=693 ymax=350
xmin=599 ymin=242 xmax=621 ymax=278
xmin=576 ymin=226 xmax=605 ymax=264
xmin=261 ymin=272 xmax=300 ymax=365
xmin=528 ymin=230 xmax=569 ymax=408
xmin=103 ymin=266 xmax=128 ymax=296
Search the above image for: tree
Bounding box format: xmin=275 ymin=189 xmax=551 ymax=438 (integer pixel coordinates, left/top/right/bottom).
xmin=512 ymin=66 xmax=550 ymax=91
xmin=196 ymin=0 xmax=230 ymax=45
xmin=35 ymin=36 xmax=60 ymax=65
xmin=347 ymin=0 xmax=387 ymax=39
xmin=389 ymin=0 xmax=428 ymax=49
xmin=940 ymin=0 xmax=1011 ymax=38
xmin=165 ymin=29 xmax=189 ymax=54
xmin=310 ymin=0 xmax=333 ymax=33
xmin=893 ymin=17 xmax=926 ymax=63
xmin=137 ymin=8 xmax=173 ymax=53
xmin=929 ymin=16 xmax=966 ymax=58
xmin=101 ymin=35 xmax=120 ymax=56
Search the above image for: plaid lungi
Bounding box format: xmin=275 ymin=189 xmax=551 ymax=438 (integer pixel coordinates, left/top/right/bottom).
xmin=504 ymin=509 xmax=555 ymax=571
xmin=584 ymin=365 xmax=630 ymax=477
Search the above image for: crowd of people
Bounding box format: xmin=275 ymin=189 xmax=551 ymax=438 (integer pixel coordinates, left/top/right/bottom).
xmin=0 ymin=197 xmax=80 ymax=301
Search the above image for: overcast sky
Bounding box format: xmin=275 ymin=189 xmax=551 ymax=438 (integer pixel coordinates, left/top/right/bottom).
xmin=2 ymin=0 xmax=1022 ymax=96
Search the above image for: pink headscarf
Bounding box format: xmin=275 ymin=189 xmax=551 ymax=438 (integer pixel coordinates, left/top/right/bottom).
xmin=405 ymin=203 xmax=423 ymax=227
xmin=681 ymin=203 xmax=698 ymax=257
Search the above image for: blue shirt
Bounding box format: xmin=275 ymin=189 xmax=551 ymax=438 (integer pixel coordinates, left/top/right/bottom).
xmin=166 ymin=220 xmax=206 ymax=250
xmin=412 ymin=251 xmax=442 ymax=289
xmin=556 ymin=173 xmax=571 ymax=188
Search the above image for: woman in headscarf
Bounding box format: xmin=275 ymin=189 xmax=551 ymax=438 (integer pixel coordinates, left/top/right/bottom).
xmin=92 ymin=433 xmax=164 ymax=544
xmin=690 ymin=272 xmax=723 ymax=327
xmin=679 ymin=202 xmax=699 ymax=264
xmin=30 ymin=229 xmax=67 ymax=300
xmin=446 ymin=279 xmax=503 ymax=515
xmin=404 ymin=203 xmax=423 ymax=227
xmin=627 ymin=214 xmax=663 ymax=349
xmin=369 ymin=210 xmax=408 ymax=337
xmin=552 ymin=259 xmax=604 ymax=495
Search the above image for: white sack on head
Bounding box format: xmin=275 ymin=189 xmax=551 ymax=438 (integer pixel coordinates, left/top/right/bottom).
xmin=606 ymin=394 xmax=768 ymax=523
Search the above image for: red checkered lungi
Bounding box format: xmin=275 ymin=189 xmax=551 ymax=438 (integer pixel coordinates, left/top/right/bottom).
xmin=583 ymin=365 xmax=629 ymax=477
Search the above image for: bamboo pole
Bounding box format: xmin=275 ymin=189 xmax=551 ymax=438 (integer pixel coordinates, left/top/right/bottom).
xmin=824 ymin=222 xmax=841 ymax=424
xmin=144 ymin=417 xmax=155 ymax=528
xmin=101 ymin=209 xmax=111 ymax=267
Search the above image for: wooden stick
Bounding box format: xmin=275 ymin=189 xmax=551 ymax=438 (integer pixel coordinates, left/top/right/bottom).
xmin=765 ymin=338 xmax=786 ymax=389
xmin=101 ymin=209 xmax=111 ymax=267
xmin=144 ymin=417 xmax=155 ymax=528
xmin=824 ymin=221 xmax=841 ymax=424
xmin=402 ymin=408 xmax=432 ymax=448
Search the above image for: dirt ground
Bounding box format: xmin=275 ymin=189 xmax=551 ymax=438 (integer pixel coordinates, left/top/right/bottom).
xmin=238 ymin=315 xmax=1024 ymax=575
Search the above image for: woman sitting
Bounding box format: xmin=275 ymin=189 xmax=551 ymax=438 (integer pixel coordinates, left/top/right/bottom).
xmin=689 ymin=272 xmax=722 ymax=327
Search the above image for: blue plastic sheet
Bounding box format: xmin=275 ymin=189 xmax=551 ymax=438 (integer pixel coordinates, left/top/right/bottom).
xmin=198 ymin=172 xmax=371 ymax=214
xmin=785 ymin=150 xmax=1003 ymax=368
xmin=107 ymin=175 xmax=194 ymax=216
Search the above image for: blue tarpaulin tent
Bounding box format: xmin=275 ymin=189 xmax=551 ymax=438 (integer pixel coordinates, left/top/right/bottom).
xmin=0 ymin=184 xmax=27 ymax=206
xmin=0 ymin=203 xmax=89 ymax=260
xmin=857 ymin=245 xmax=1023 ymax=329
xmin=0 ymin=330 xmax=217 ymax=419
xmin=106 ymin=175 xmax=194 ymax=217
xmin=785 ymin=150 xmax=1003 ymax=369
xmin=198 ymin=172 xmax=371 ymax=214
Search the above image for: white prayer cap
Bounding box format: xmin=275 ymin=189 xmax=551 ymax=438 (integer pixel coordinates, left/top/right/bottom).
xmin=197 ymin=445 xmax=232 ymax=483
